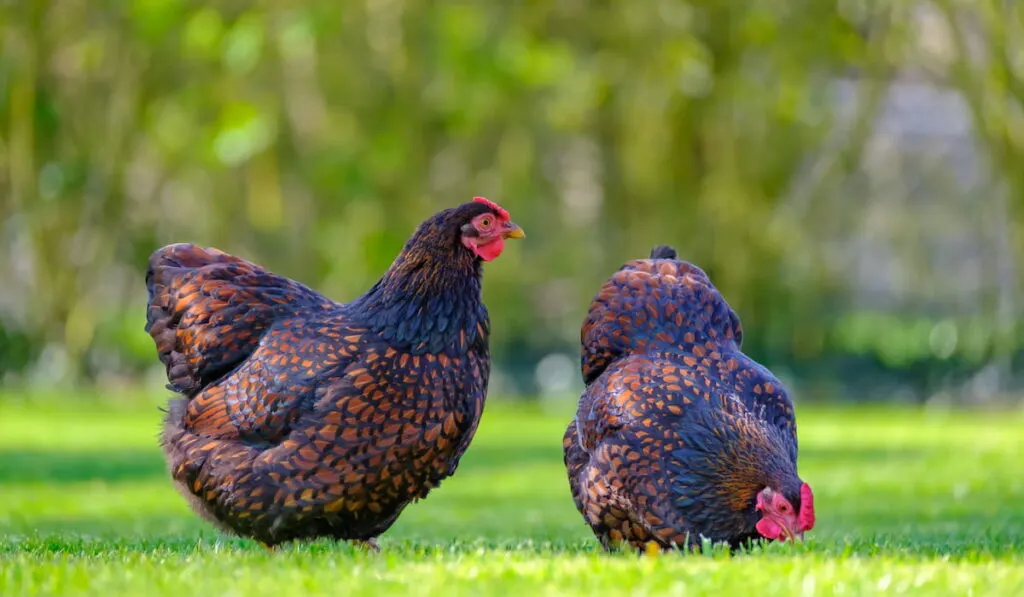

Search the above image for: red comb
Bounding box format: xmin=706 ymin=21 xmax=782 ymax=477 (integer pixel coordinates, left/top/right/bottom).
xmin=473 ymin=196 xmax=510 ymax=221
xmin=798 ymin=483 xmax=815 ymax=531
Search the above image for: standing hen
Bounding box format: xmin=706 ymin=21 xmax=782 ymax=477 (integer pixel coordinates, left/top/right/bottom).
xmin=145 ymin=197 xmax=524 ymax=549
xmin=562 ymin=245 xmax=815 ymax=551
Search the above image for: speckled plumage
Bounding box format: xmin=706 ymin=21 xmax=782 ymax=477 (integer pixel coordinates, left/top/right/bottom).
xmin=563 ymin=245 xmax=807 ymax=551
xmin=146 ymin=201 xmax=516 ymax=548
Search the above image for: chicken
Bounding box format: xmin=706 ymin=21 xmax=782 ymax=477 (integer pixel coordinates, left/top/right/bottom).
xmin=145 ymin=197 xmax=524 ymax=549
xmin=562 ymin=245 xmax=815 ymax=552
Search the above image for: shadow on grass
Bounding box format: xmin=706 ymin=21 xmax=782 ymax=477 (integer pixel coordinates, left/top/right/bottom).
xmin=0 ymin=513 xmax=203 ymax=539
xmin=800 ymin=446 xmax=930 ymax=464
xmin=0 ymin=442 xmax=568 ymax=486
xmin=0 ymin=436 xmax=934 ymax=486
xmin=0 ymin=449 xmax=167 ymax=484
xmin=457 ymin=442 xmax=565 ymax=470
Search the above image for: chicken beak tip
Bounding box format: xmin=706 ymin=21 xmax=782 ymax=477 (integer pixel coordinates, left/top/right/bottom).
xmin=503 ymin=223 xmax=525 ymax=239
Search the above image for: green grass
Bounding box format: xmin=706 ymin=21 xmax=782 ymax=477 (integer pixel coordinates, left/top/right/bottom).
xmin=1 ymin=395 xmax=1023 ymax=596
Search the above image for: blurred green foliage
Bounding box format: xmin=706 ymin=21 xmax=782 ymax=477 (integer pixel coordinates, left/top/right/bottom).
xmin=1 ymin=1 xmax=1023 ymax=401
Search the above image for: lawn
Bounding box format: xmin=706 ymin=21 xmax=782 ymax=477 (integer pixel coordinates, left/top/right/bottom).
xmin=1 ymin=394 xmax=1023 ymax=596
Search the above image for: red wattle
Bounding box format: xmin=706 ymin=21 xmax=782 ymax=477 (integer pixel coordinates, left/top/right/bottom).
xmin=474 ymin=237 xmax=505 ymax=261
xmin=756 ymin=517 xmax=783 ymax=540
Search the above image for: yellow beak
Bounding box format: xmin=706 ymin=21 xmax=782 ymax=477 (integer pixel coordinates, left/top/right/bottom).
xmin=502 ymin=222 xmax=526 ymax=239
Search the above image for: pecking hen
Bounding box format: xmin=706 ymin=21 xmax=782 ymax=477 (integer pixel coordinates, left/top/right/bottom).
xmin=562 ymin=245 xmax=815 ymax=552
xmin=145 ymin=197 xmax=524 ymax=549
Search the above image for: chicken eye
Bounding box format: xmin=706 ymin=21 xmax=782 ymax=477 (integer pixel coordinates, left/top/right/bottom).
xmin=779 ymin=503 xmax=790 ymax=513
xmin=479 ymin=216 xmax=493 ymax=228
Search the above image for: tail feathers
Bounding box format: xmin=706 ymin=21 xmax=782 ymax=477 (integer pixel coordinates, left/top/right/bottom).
xmin=145 ymin=243 xmax=332 ymax=397
xmin=580 ymin=245 xmax=741 ymax=384
xmin=649 ymin=245 xmax=678 ymax=260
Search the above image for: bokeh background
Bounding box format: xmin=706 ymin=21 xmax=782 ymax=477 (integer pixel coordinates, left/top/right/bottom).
xmin=2 ymin=1 xmax=1024 ymax=406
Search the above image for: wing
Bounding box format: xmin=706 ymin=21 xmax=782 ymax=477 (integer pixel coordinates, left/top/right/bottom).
xmin=233 ymin=344 xmax=488 ymax=538
xmin=181 ymin=317 xmax=364 ymax=443
xmin=145 ymin=243 xmax=337 ymax=396
xmin=568 ymin=356 xmax=699 ymax=548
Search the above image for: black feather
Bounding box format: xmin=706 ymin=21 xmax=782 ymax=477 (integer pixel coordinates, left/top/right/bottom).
xmin=649 ymin=245 xmax=678 ymax=260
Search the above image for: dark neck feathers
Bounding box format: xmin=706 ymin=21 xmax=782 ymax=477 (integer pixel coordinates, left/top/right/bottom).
xmin=352 ymin=210 xmax=489 ymax=356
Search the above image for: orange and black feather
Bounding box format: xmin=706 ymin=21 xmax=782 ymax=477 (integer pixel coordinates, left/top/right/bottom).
xmin=149 ymin=201 xmax=501 ymax=547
